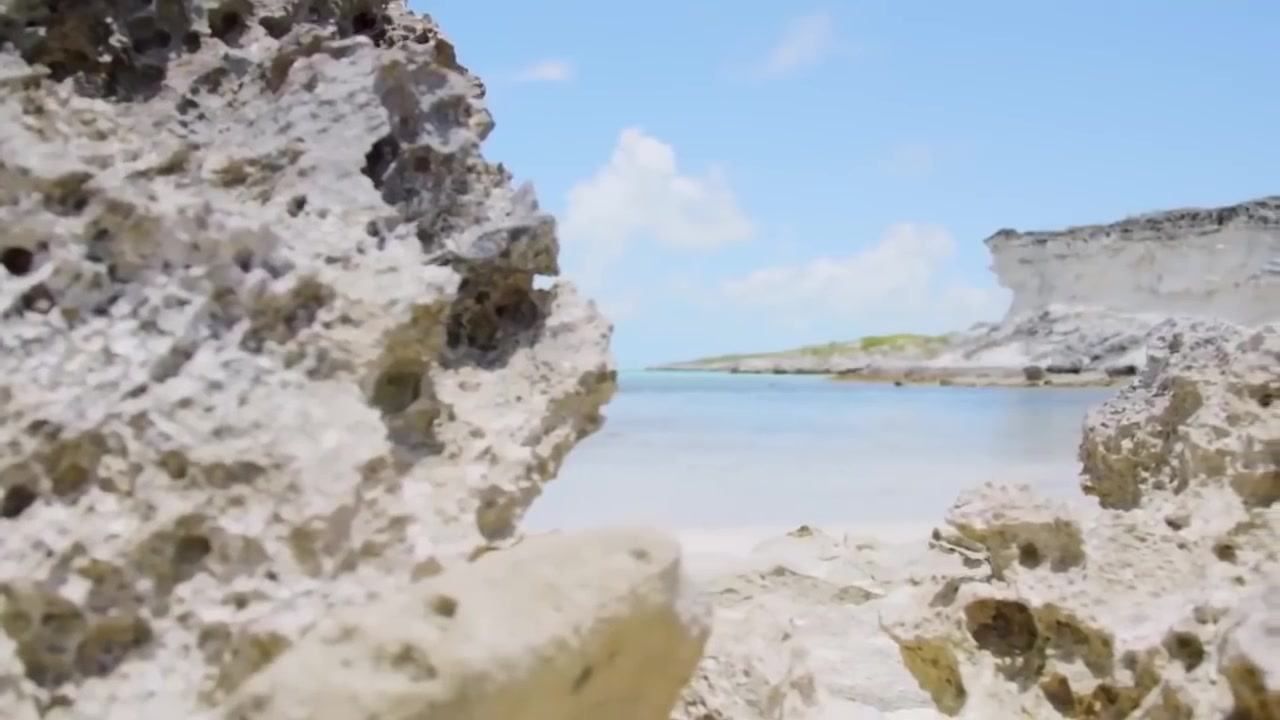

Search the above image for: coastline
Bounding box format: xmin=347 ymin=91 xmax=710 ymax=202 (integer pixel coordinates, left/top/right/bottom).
xmin=644 ymin=365 xmax=1129 ymax=388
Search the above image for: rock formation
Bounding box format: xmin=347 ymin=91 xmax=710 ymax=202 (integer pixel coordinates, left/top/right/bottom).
xmin=988 ymin=198 xmax=1280 ymax=325
xmin=655 ymin=197 xmax=1280 ymax=382
xmin=675 ymin=527 xmax=964 ymax=720
xmin=223 ymin=527 xmax=709 ymax=720
xmin=881 ymin=317 xmax=1280 ymax=717
xmin=937 ymin=196 xmax=1280 ymax=374
xmin=0 ymin=2 xmax=714 ymax=718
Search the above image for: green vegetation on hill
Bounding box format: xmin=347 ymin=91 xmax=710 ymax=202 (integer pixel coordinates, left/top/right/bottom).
xmin=679 ymin=333 xmax=946 ymax=365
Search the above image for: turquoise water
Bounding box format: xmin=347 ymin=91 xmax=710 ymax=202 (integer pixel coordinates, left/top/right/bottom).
xmin=524 ymin=371 xmax=1117 ymax=531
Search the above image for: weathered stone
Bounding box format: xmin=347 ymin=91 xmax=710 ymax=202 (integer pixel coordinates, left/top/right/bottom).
xmin=0 ymin=1 xmax=619 ymax=717
xmin=676 ymin=526 xmax=963 ymax=720
xmin=884 ymin=318 xmax=1280 ymax=718
xmin=988 ymin=198 xmax=1280 ymax=325
xmin=657 ymin=196 xmax=1280 ymax=378
xmin=222 ymin=527 xmax=710 ymax=720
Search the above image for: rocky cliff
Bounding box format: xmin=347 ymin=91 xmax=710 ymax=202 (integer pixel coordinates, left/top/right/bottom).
xmin=0 ymin=2 xmax=709 ymax=718
xmin=988 ymin=196 xmax=1280 ymax=324
xmin=657 ymin=197 xmax=1280 ymax=381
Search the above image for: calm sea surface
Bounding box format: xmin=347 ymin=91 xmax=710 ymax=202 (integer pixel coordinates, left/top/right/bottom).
xmin=523 ymin=370 xmax=1117 ymax=531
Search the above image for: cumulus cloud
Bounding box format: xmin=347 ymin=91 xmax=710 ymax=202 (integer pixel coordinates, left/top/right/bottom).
xmin=561 ymin=128 xmax=753 ymax=282
xmin=720 ymin=223 xmax=1008 ymax=331
xmin=513 ymin=59 xmax=573 ymax=83
xmin=762 ymin=10 xmax=837 ymax=77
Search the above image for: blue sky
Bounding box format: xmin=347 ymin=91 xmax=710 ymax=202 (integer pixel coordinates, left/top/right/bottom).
xmin=415 ymin=0 xmax=1280 ymax=369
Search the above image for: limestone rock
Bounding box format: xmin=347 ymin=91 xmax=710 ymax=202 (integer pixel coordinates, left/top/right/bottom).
xmin=222 ymin=527 xmax=710 ymax=720
xmin=676 ymin=526 xmax=965 ymax=719
xmin=883 ymin=318 xmax=1280 ymax=718
xmin=0 ymin=1 xmax=614 ymax=717
xmin=659 ymin=196 xmax=1280 ymax=378
xmin=987 ymin=197 xmax=1280 ymax=324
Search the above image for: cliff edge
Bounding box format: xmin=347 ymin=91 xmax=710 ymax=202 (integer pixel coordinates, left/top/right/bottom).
xmin=657 ymin=197 xmax=1280 ymax=383
xmin=0 ymin=2 xmax=709 ymax=718
xmin=988 ymin=196 xmax=1280 ymax=324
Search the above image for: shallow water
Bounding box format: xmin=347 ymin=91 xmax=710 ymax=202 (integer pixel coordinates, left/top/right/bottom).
xmin=524 ymin=370 xmax=1117 ymax=531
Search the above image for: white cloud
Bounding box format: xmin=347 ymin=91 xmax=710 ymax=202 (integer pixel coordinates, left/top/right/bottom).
xmin=762 ymin=10 xmax=836 ymax=77
xmin=561 ymin=128 xmax=753 ymax=282
xmin=513 ymin=59 xmax=573 ymax=83
xmin=720 ymin=223 xmax=1008 ymax=331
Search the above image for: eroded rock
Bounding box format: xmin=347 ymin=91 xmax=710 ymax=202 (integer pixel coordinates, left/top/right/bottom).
xmin=223 ymin=527 xmax=710 ymax=720
xmin=0 ymin=1 xmax=615 ymax=717
xmin=677 ymin=526 xmax=963 ymax=720
xmin=883 ymin=318 xmax=1280 ymax=718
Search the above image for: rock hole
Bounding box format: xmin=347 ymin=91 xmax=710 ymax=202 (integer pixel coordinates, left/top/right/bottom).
xmin=286 ymin=194 xmax=307 ymax=216
xmin=173 ymin=534 xmax=213 ymax=578
xmin=1257 ymin=392 xmax=1273 ymax=409
xmin=50 ymin=463 xmax=91 ymax=498
xmin=129 ymin=16 xmax=173 ymax=54
xmin=73 ymin=617 xmax=152 ymax=677
xmin=351 ymin=11 xmax=377 ymax=34
xmin=210 ymin=8 xmax=247 ymax=43
xmin=389 ymin=644 xmax=437 ymax=681
xmin=20 ymin=284 xmax=56 ymax=313
xmin=182 ymin=31 xmax=202 ymax=52
xmin=1214 ymin=541 xmax=1239 ymax=563
xmin=361 ymin=135 xmax=400 ymax=190
xmin=1040 ymin=674 xmax=1076 ymax=715
xmin=1 ymin=247 xmax=35 ymax=276
xmin=1017 ymin=542 xmax=1042 ymax=568
xmin=259 ymin=16 xmax=292 ymax=39
xmin=159 ymin=451 xmax=189 ymax=480
xmin=963 ymin=599 xmax=1039 ymax=657
xmin=43 ymin=178 xmax=91 ymax=216
xmin=629 ymin=548 xmax=652 ymax=562
xmin=1164 ymin=631 xmax=1205 ymax=671
xmin=430 ymin=595 xmax=457 ymax=618
xmin=370 ymin=362 xmax=423 ymax=415
xmin=233 ymin=249 xmax=255 ymax=272
xmin=572 ymin=664 xmax=594 ymax=693
xmin=1 ymin=484 xmax=37 ymax=518
xmin=1086 ymin=683 xmax=1128 ymax=714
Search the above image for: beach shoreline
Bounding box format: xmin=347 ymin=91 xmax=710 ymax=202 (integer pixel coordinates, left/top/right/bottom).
xmin=641 ymin=365 xmax=1128 ymax=388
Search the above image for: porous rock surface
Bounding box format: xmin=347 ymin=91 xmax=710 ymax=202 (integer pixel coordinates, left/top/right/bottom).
xmin=0 ymin=1 xmax=627 ymax=717
xmin=675 ymin=527 xmax=960 ymax=720
xmin=881 ymin=317 xmax=1280 ymax=718
xmin=224 ymin=527 xmax=710 ymax=720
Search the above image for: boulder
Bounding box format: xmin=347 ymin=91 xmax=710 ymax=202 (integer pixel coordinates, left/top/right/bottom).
xmin=0 ymin=1 xmax=620 ymax=716
xmin=883 ymin=318 xmax=1280 ymax=718
xmin=222 ymin=527 xmax=710 ymax=720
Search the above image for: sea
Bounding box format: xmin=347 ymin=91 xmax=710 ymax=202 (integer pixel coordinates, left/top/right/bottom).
xmin=522 ymin=370 xmax=1117 ymax=532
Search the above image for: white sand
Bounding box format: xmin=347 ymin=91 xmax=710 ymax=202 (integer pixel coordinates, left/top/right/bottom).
xmin=673 ymin=521 xmax=938 ymax=580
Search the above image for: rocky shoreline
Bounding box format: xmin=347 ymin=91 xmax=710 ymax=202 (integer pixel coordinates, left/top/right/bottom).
xmin=652 ymin=363 xmax=1129 ymax=388
xmin=658 ymin=195 xmax=1280 ymax=385
xmin=0 ymin=2 xmax=1276 ymax=720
